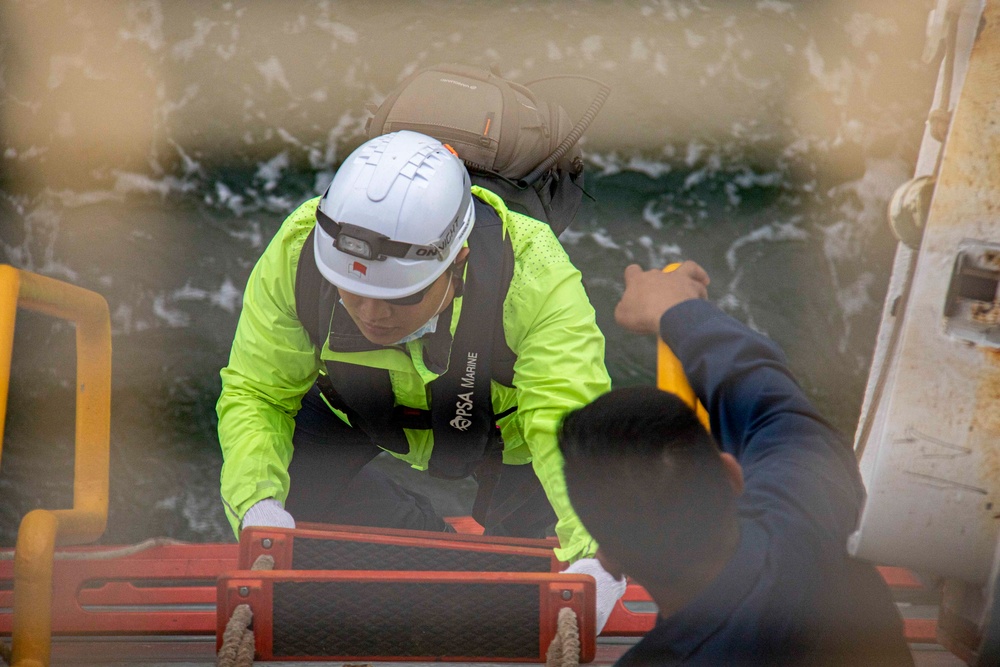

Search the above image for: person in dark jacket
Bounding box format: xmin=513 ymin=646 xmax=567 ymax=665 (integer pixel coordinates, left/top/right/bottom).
xmin=557 ymin=261 xmax=913 ymax=666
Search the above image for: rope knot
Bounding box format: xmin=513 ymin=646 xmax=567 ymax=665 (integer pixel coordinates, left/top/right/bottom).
xmin=546 ymin=606 xmax=581 ymax=667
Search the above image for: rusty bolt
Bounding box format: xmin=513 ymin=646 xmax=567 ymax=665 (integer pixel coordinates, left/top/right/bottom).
xmin=262 ymin=538 xmax=273 ymax=549
xmin=239 ymin=586 xmax=249 ymax=597
xmin=561 ymin=589 xmax=572 ymax=601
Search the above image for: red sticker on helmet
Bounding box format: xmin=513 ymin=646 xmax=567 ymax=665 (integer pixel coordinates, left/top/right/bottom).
xmin=349 ymin=261 xmax=368 ymax=278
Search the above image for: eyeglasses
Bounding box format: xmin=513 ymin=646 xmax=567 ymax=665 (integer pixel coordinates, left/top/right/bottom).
xmin=383 ymin=266 xmax=461 ymax=307
xmin=384 ymin=281 xmax=436 ymax=307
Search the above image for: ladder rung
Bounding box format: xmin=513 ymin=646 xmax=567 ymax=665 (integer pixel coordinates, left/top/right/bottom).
xmin=216 ymin=570 xmax=596 ymax=662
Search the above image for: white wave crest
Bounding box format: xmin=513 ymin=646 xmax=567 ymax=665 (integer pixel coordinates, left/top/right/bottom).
xmin=725 ymin=221 xmax=809 ymax=270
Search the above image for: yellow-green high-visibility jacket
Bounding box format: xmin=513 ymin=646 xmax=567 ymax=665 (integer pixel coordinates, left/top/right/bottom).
xmin=217 ymin=187 xmax=611 ymax=562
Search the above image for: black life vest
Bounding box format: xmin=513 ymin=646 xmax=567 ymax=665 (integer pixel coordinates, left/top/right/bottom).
xmin=295 ymin=197 xmax=517 ymax=479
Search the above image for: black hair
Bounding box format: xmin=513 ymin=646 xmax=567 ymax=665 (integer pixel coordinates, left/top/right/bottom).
xmin=558 ymin=386 xmax=737 ymax=587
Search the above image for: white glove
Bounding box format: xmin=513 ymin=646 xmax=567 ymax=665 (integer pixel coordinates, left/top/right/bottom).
xmin=240 ymin=498 xmax=296 ymax=530
xmin=562 ymin=557 xmax=627 ymax=635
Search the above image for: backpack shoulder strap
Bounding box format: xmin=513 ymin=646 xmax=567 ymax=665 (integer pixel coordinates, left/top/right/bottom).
xmin=294 ymin=227 xmax=336 ymax=352
xmin=493 ymin=224 xmax=517 ymax=388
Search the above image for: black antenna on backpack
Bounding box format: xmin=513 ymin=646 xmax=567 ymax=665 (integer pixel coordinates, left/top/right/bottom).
xmin=519 ymin=75 xmax=611 ymax=187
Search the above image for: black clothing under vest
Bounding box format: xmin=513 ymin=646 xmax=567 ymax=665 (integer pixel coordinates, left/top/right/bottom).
xmin=295 ymin=197 xmax=517 ymax=479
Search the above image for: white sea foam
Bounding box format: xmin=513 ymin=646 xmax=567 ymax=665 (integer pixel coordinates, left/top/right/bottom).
xmin=0 ymin=200 xmax=79 ymax=281
xmin=276 ymin=128 xmax=305 ymax=149
xmin=317 ymin=111 xmax=364 ymax=169
xmin=637 ymin=235 xmax=683 ymax=269
xmin=725 ymin=221 xmax=809 ymax=270
xmin=254 ymin=151 xmax=289 ymax=192
xmin=844 ymin=13 xmax=897 ymax=49
xmin=685 ymin=141 xmax=706 ymax=167
xmin=803 ymin=37 xmax=856 ymax=107
xmin=171 ymin=278 xmax=241 ymax=313
xmin=642 ymin=201 xmax=666 ymax=229
xmin=683 ymin=169 xmax=708 ymax=190
xmin=264 ymin=194 xmax=295 ymax=212
xmin=215 ymin=181 xmax=235 ymax=203
xmin=724 ymin=182 xmax=741 ymax=207
xmin=820 ymin=156 xmax=910 ymax=352
xmin=313 ymin=171 xmax=336 ymax=196
xmin=111 ymin=302 xmax=134 ymax=335
xmin=584 ymin=152 xmax=673 ymax=179
xmin=181 ymin=491 xmax=227 ymax=537
xmin=255 ymin=56 xmax=292 ymax=93
xmin=580 ymin=35 xmax=603 ymax=60
xmin=48 ymin=189 xmax=124 ymax=208
xmin=113 ymin=171 xmax=197 ymax=197
xmin=174 ymin=284 xmax=208 ymax=301
xmin=159 ymin=83 xmax=202 ymax=123
xmin=6 ymin=146 xmax=48 ymax=160
xmin=684 ymin=29 xmax=706 ymax=49
xmin=315 ymin=20 xmax=359 ymax=44
xmin=556 ymin=227 xmax=583 ymax=246
xmin=152 ymin=294 xmax=190 ymax=327
xmin=227 ymin=219 xmax=264 ymax=249
xmin=154 ymin=497 xmax=177 ymax=511
xmin=214 ymin=181 xmax=249 ymax=217
xmin=585 ymin=152 xmax=623 ymax=177
xmin=590 ymin=231 xmax=621 ymax=250
xmin=629 ymin=157 xmax=672 ymax=178
xmin=827 ymin=156 xmax=909 ymax=233
xmin=733 ymin=169 xmax=783 ymax=189
xmin=716 ymin=292 xmax=743 ymax=312
xmin=558 ymin=227 xmax=622 ymax=251
xmin=756 ymin=1 xmax=794 ymax=15
xmin=630 ymin=36 xmax=650 ymax=61
xmin=170 ymin=140 xmax=203 ymax=178
xmin=47 ymin=54 xmax=109 ymax=91
xmin=836 ymin=270 xmax=876 ymax=319
xmin=211 ymin=278 xmax=242 ymax=312
xmin=215 ymin=26 xmax=238 ymax=61
xmin=119 ymin=2 xmax=165 ymax=52
xmin=171 ymin=18 xmax=216 ymax=62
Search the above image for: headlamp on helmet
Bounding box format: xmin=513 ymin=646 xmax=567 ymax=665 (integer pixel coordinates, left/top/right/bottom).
xmin=314 ymin=189 xmax=472 ymax=263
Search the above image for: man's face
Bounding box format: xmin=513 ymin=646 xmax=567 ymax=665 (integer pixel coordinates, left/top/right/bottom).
xmin=338 ymin=270 xmax=453 ymax=346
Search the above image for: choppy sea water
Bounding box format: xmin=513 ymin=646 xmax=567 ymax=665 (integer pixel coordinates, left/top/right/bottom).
xmin=0 ymin=0 xmax=936 ymax=545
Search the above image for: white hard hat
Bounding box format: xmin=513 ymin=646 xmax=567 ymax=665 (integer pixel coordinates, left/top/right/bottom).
xmin=313 ymin=130 xmax=475 ymax=300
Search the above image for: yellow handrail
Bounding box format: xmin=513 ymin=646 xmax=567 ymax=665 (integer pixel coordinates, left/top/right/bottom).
xmin=0 ymin=265 xmax=111 ymax=667
xmin=656 ymin=263 xmax=710 ymax=431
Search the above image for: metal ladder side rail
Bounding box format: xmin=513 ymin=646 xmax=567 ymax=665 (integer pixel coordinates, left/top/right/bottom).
xmin=0 ymin=265 xmax=111 ymax=667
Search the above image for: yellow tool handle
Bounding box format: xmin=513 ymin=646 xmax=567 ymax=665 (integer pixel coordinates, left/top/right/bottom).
xmin=656 ymin=263 xmax=711 ymax=431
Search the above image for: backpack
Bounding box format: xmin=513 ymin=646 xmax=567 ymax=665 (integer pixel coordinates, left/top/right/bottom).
xmin=365 ymin=63 xmax=609 ymax=235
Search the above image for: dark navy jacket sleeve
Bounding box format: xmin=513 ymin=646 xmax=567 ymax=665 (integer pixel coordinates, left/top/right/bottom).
xmin=658 ymin=299 xmax=866 ymax=559
xmin=617 ymin=298 xmax=912 ymax=666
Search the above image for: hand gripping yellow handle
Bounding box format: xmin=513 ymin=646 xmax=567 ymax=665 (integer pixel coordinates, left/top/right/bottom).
xmin=656 ymin=263 xmax=711 ymax=431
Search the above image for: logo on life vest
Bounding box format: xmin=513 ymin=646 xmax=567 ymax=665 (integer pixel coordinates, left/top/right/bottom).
xmin=348 ymin=261 xmax=368 ymax=278
xmin=449 ymin=352 xmax=478 ymax=431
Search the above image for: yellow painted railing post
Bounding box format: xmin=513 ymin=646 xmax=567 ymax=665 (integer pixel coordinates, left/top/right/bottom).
xmin=656 ymin=263 xmax=710 ymax=431
xmin=0 ymin=265 xmax=111 ymax=667
xmin=0 ymin=266 xmax=20 ymax=469
xmin=11 ymin=511 xmax=57 ymax=667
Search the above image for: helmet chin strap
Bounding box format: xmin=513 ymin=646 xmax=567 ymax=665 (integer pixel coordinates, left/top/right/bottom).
xmin=430 ymin=272 xmax=456 ymax=316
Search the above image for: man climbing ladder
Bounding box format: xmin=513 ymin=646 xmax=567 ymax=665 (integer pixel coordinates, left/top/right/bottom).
xmin=217 ymin=129 xmax=625 ymax=634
